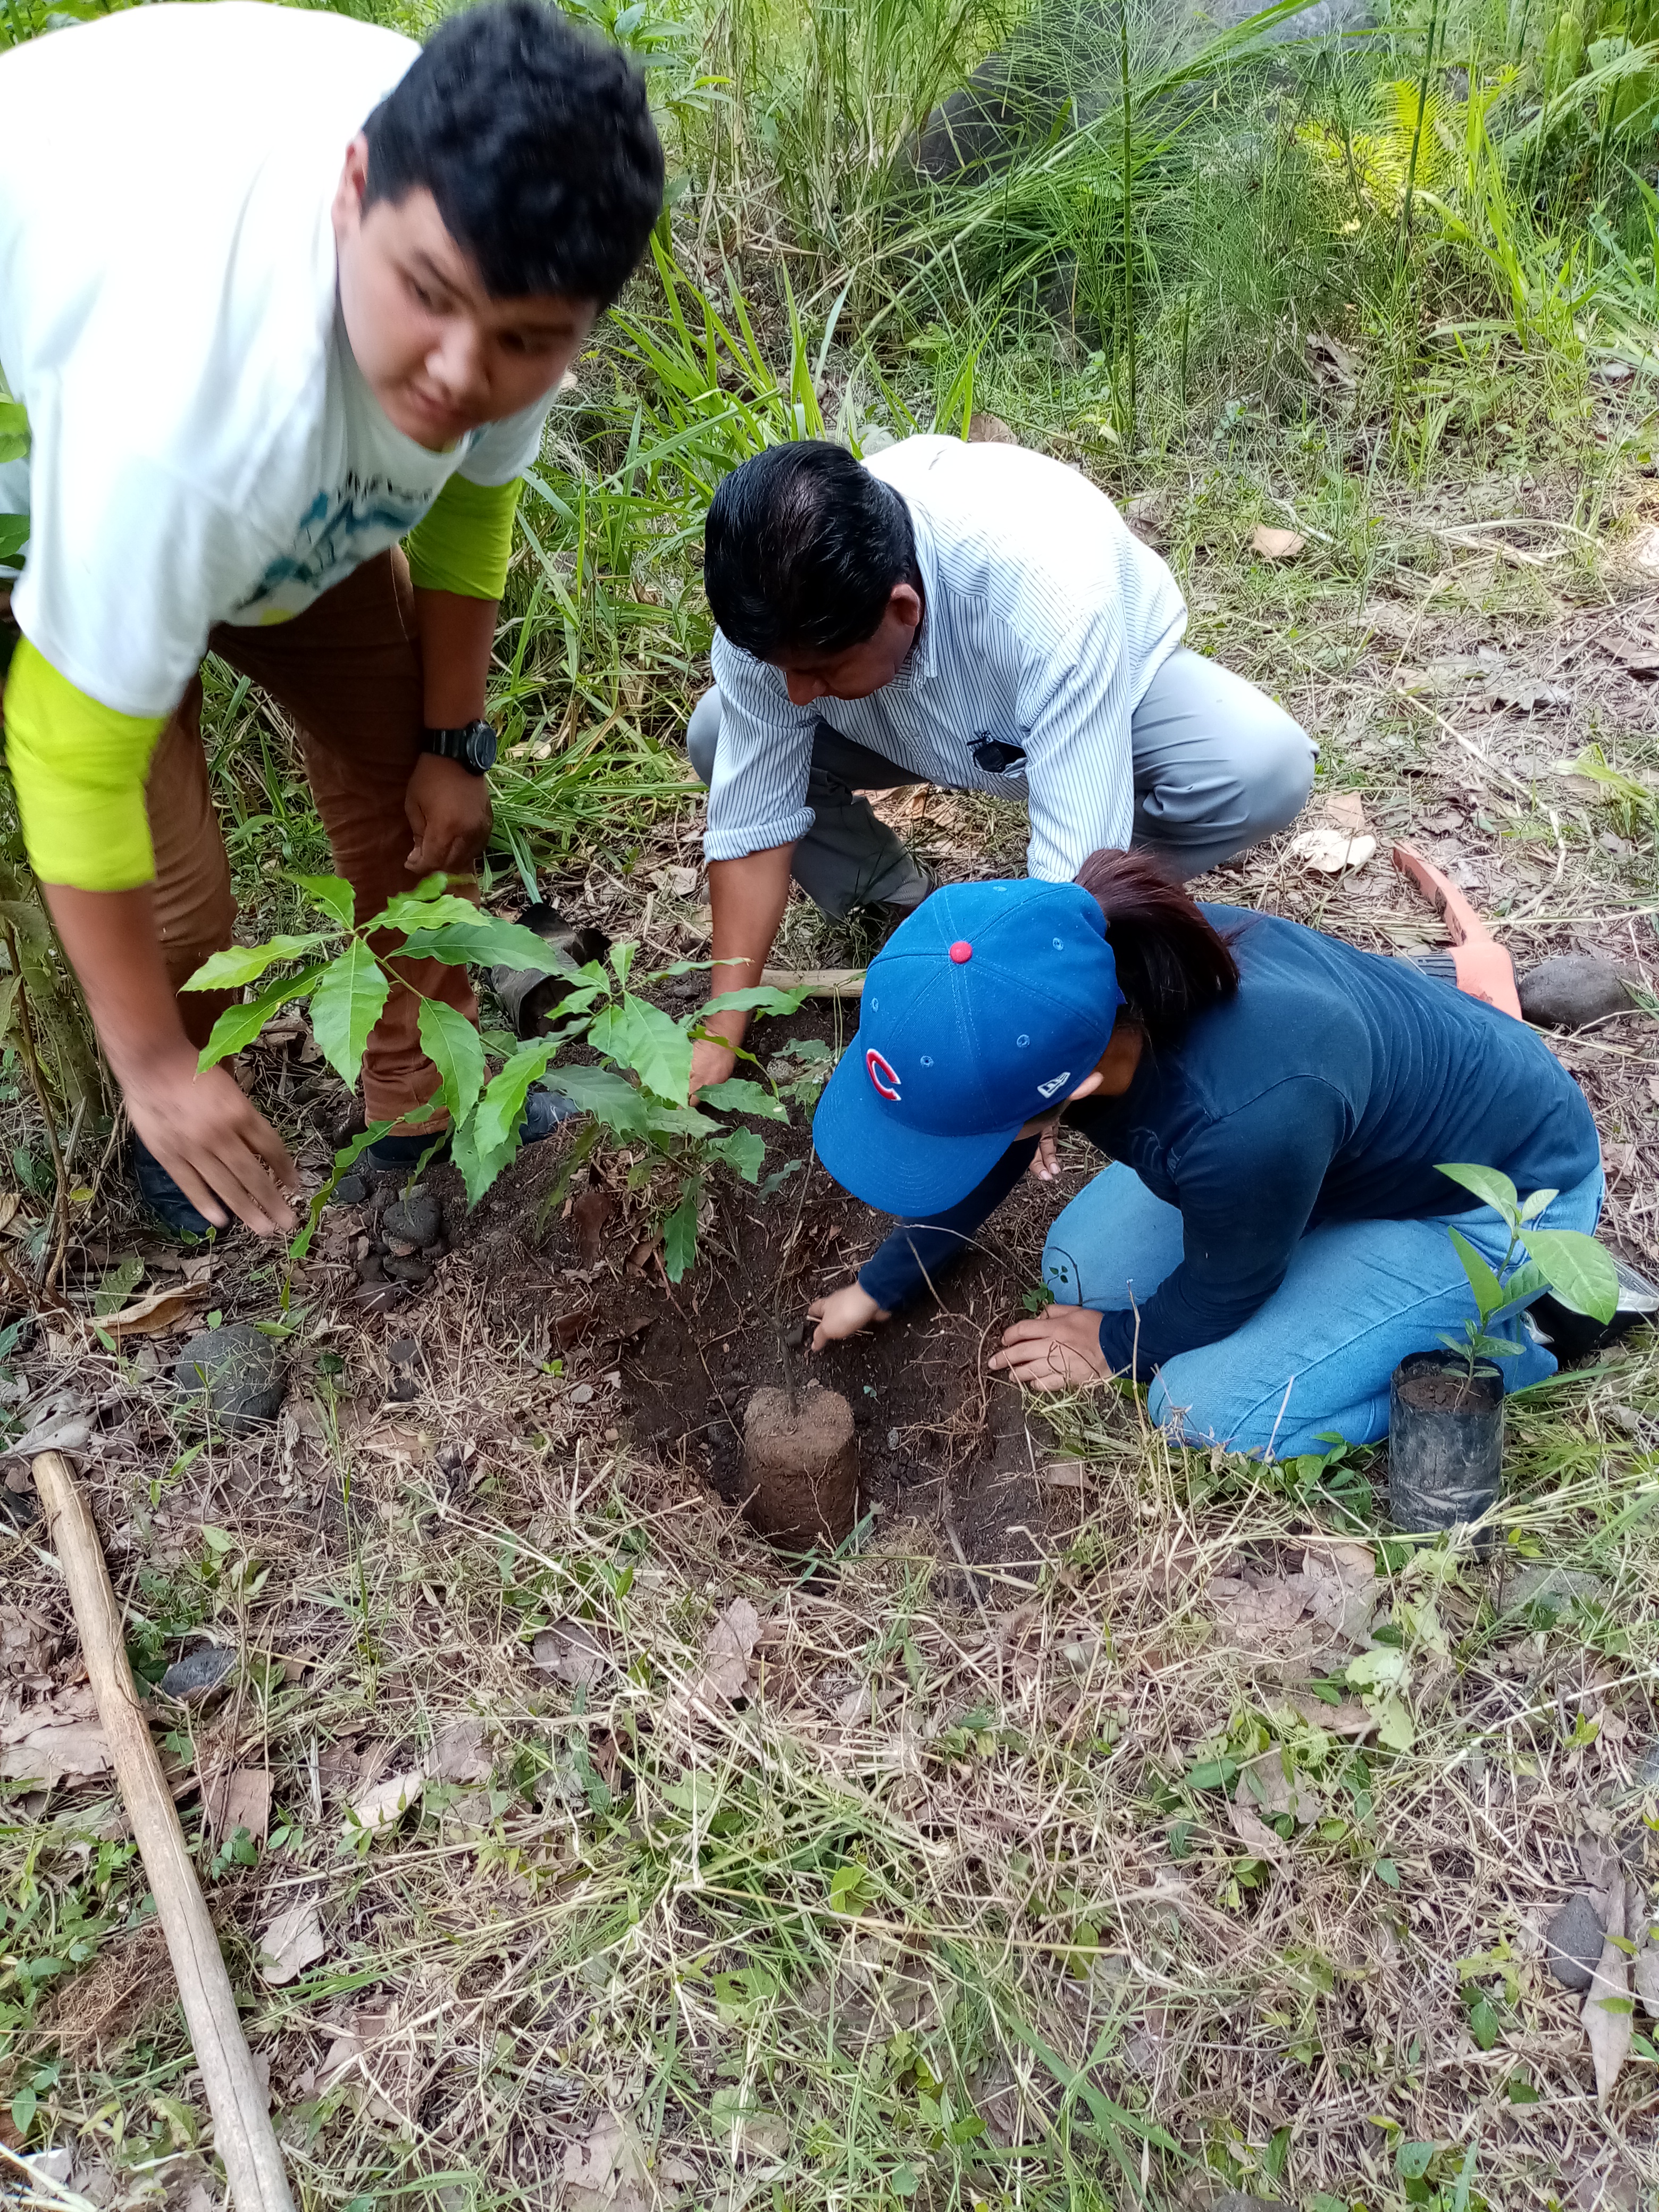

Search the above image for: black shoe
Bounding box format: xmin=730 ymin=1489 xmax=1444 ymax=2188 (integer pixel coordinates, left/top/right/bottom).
xmin=131 ymin=1135 xmax=217 ymax=1239
xmin=1533 ymin=1256 xmax=1659 ymax=1360
xmin=356 ymin=1084 xmax=582 ymax=1175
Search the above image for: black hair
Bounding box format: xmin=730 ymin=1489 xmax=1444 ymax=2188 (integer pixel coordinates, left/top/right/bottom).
xmin=362 ymin=1 xmax=664 ymax=307
xmin=703 ymin=441 xmax=921 ymax=660
xmin=1074 ymin=849 xmax=1241 ymax=1045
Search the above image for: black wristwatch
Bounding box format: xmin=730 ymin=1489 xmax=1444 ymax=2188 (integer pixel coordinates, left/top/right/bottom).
xmin=420 ymin=717 xmax=498 ymax=775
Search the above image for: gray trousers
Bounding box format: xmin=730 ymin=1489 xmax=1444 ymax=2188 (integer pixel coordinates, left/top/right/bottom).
xmin=686 ymin=646 xmax=1316 ymax=918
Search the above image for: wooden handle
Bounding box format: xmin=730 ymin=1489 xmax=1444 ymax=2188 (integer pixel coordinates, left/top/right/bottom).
xmin=760 ymin=967 xmax=865 ymax=999
xmin=32 ymin=1454 xmax=296 ymax=2212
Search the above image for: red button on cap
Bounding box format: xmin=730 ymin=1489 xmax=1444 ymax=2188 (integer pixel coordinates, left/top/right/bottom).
xmin=949 ymin=941 xmax=973 ymax=963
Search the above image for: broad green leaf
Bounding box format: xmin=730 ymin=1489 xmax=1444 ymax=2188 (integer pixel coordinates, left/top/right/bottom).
xmin=399 ymin=915 xmax=581 ymax=978
xmin=1436 ymin=1161 xmax=1519 ymax=1222
xmin=1447 ymin=1227 xmax=1506 ymax=1328
xmin=418 ymin=999 xmax=485 ymax=1123
xmin=589 ymin=992 xmax=693 ymax=1102
xmin=663 ymin=1179 xmax=701 ymax=1283
xmin=697 ymin=1077 xmax=788 ymax=1122
xmin=0 ymin=975 xmax=18 ymax=1042
xmin=1396 ymin=2142 xmax=1435 ymax=2181
xmin=288 ymin=1118 xmax=398 ymax=1261
xmin=1372 ymin=1694 xmax=1415 ymax=1752
xmin=366 ymin=893 xmax=491 ymax=939
xmin=1346 ymin=1646 xmax=1407 ymax=1693
xmin=452 ymin=1108 xmax=519 ymax=1209
xmin=609 ymin=940 xmax=637 ymax=987
xmin=294 ymin=874 xmax=357 ymax=928
xmin=1500 ymin=1258 xmax=1551 ymax=1308
xmin=701 ymin=985 xmax=811 ymax=1019
xmin=1468 ymin=1996 xmax=1501 ymax=2050
xmin=639 ymin=1103 xmax=720 ymax=1140
xmin=707 ymin=1127 xmax=766 ymax=1183
xmin=309 ymin=943 xmax=390 ymax=1088
xmin=471 ymin=1041 xmax=555 ymax=1157
xmin=0 ymin=514 xmax=30 ymax=560
xmin=182 ymin=934 xmax=333 ymax=991
xmin=198 ymin=963 xmax=330 ymax=1069
xmin=1519 ymin=1186 xmax=1559 ymax=1221
xmin=545 ymin=1062 xmax=650 ymax=1139
xmin=1519 ymin=1227 xmax=1618 ymax=1322
xmin=0 ymin=400 xmax=29 ymax=464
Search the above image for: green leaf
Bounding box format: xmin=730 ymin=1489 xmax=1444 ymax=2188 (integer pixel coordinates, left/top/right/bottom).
xmin=589 ymin=992 xmax=693 ymax=1102
xmin=1500 ymin=1257 xmax=1551 ymax=1307
xmin=308 ymin=943 xmax=390 ymax=1088
xmin=1519 ymin=1227 xmax=1618 ymax=1323
xmin=707 ymin=1127 xmax=766 ymax=1183
xmin=1519 ymin=1186 xmax=1559 ymax=1221
xmin=417 ymin=999 xmax=485 ymax=1124
xmin=1468 ymin=1995 xmax=1500 ymax=2049
xmin=294 ymin=874 xmax=356 ymax=928
xmin=1447 ymin=1226 xmax=1506 ymax=1329
xmin=1373 ymin=1694 xmax=1415 ymax=1753
xmin=11 ymin=2084 xmax=36 ymax=2137
xmin=701 ymin=985 xmax=811 ymax=1019
xmin=0 ymin=399 xmax=30 ymax=463
xmin=471 ymin=1041 xmax=555 ymax=1158
xmin=663 ymin=1178 xmax=701 ymax=1283
xmin=1183 ymin=1756 xmax=1238 ymax=1791
xmin=1397 ymin=2142 xmax=1435 ymax=2181
xmin=1436 ymin=1161 xmax=1519 ymax=1222
xmin=545 ymin=1062 xmax=650 ymax=1139
xmin=1505 ymin=2072 xmax=1541 ymax=2105
xmin=365 ymin=892 xmax=493 ymax=939
xmin=399 ymin=915 xmax=581 ymax=978
xmin=0 ymin=514 xmax=28 ymax=561
xmin=1374 ymin=1856 xmax=1400 ymax=1888
xmin=0 ymin=974 xmax=20 ymax=1043
xmin=197 ymin=964 xmax=330 ymax=1070
xmin=451 ymin=1107 xmax=520 ymax=1210
xmin=697 ymin=1077 xmax=789 ymax=1122
xmin=182 ymin=934 xmax=334 ymax=991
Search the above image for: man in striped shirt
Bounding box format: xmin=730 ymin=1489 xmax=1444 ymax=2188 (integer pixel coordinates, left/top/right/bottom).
xmin=686 ymin=435 xmax=1314 ymax=1094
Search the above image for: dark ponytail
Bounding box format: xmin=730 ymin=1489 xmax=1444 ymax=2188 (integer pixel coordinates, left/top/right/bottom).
xmin=1074 ymin=850 xmax=1240 ymax=1045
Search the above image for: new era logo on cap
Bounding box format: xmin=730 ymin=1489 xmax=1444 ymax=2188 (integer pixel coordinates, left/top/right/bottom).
xmin=1035 ymin=1069 xmax=1072 ymax=1100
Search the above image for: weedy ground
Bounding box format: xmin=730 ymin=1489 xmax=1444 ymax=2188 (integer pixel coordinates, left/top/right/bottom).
xmin=3 ymin=0 xmax=1659 ymax=2205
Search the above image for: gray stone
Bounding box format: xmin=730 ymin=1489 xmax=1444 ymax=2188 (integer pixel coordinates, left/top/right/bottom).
xmin=331 ymin=1174 xmax=370 ymax=1206
xmin=1545 ymin=1893 xmax=1606 ymax=1991
xmin=157 ymin=1642 xmax=237 ymax=1704
xmin=383 ymin=1255 xmax=432 ymax=1286
xmin=172 ymin=1323 xmax=287 ymax=1432
xmin=388 ymin=1336 xmax=422 ymax=1367
xmin=1519 ymin=954 xmax=1634 ymax=1029
xmin=382 ymin=1189 xmax=441 ymax=1249
xmin=1502 ymin=1564 xmax=1607 ymax=1614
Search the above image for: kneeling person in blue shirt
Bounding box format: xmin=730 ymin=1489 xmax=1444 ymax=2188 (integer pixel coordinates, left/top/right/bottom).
xmin=685 ymin=436 xmax=1316 ymax=1095
xmin=806 ymin=857 xmax=1605 ymax=1460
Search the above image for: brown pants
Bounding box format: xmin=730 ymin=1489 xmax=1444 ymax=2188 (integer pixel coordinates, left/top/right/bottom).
xmin=152 ymin=549 xmax=475 ymax=1127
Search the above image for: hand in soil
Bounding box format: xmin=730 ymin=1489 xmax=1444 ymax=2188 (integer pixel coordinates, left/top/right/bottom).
xmin=990 ymin=1305 xmax=1112 ymax=1390
xmin=127 ymin=1054 xmax=301 ymax=1235
xmin=1028 ymin=1124 xmax=1062 ymax=1182
xmin=809 ymin=1282 xmax=890 ymax=1351
xmin=689 ymin=1034 xmax=738 ymax=1098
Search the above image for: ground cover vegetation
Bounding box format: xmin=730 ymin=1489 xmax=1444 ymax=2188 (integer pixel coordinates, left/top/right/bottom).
xmin=2 ymin=0 xmax=1659 ymax=2205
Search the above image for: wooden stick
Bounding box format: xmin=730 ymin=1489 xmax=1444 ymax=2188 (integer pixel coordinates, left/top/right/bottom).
xmin=760 ymin=966 xmax=865 ymax=999
xmin=31 ymin=1453 xmax=296 ymax=2212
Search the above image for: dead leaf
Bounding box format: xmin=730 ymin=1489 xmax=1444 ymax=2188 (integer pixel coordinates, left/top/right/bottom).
xmin=349 ymin=1765 xmax=427 ymax=1830
xmin=257 ymin=1899 xmax=326 ymax=1986
xmin=1635 ymin=1924 xmax=1659 ymax=2021
xmin=564 ymin=2110 xmax=652 ymax=2212
xmin=204 ymin=1765 xmax=271 ymax=1844
xmin=0 ymin=1715 xmax=112 ymax=1786
xmin=1250 ymin=524 xmax=1305 ymax=560
xmin=0 ymin=1193 xmax=18 ymax=1235
xmin=1307 ymin=331 xmax=1359 ymax=388
xmin=531 ymin=1621 xmax=609 ymax=1690
xmin=1287 ymin=1692 xmax=1376 ymax=1737
xmin=689 ymin=1596 xmax=761 ymax=1710
xmin=967 ymin=411 xmax=1017 ymax=445
xmin=430 ymin=1719 xmax=492 ymax=1784
xmin=1227 ymin=1797 xmax=1289 ymax=1868
xmin=1323 ymin=791 xmax=1368 ymax=835
xmin=572 ymin=1185 xmax=617 ymax=1264
xmin=95 ymin=1280 xmax=210 ymax=1338
xmin=1581 ymin=1878 xmax=1633 ymax=2107
xmin=1289 ymin=826 xmax=1378 ymax=874
xmin=1629 ymin=523 xmax=1659 ymax=576
xmin=1236 ymin=1749 xmax=1319 ymax=1826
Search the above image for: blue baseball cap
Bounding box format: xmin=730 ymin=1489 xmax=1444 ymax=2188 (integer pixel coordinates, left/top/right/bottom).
xmin=812 ymin=879 xmax=1125 ymax=1217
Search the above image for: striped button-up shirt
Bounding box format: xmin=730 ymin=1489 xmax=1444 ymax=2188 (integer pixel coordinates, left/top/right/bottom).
xmin=705 ymin=434 xmax=1188 ymax=881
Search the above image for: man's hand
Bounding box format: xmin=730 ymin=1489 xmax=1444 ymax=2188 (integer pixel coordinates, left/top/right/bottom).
xmin=988 ymin=1305 xmax=1112 ymax=1392
xmin=1028 ymin=1122 xmax=1062 ymax=1182
xmin=809 ymin=1281 xmax=890 ymax=1350
xmin=690 ymin=1034 xmax=738 ymax=1099
xmin=127 ymin=1050 xmax=303 ymax=1236
xmin=406 ymin=752 xmax=491 ymax=874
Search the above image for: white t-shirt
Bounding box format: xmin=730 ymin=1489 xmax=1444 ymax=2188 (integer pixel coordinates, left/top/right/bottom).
xmin=0 ymin=2 xmax=553 ymax=718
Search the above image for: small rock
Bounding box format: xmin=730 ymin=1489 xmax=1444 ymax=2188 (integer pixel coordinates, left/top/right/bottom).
xmin=1503 ymin=1564 xmax=1607 ymax=1614
xmin=356 ymin=1254 xmax=384 ymax=1282
xmin=387 ymin=1376 xmax=419 ymax=1404
xmin=132 ymin=1343 xmax=162 ymax=1379
xmin=388 ymin=1337 xmax=422 ymax=1368
xmin=383 ymin=1255 xmax=432 ymax=1286
xmin=382 ymin=1189 xmax=441 ymax=1249
xmin=569 ymin=1382 xmax=596 ymax=1406
xmin=1545 ymin=1893 xmax=1606 ymax=1991
xmin=331 ymin=1174 xmax=370 ymax=1206
xmin=1518 ymin=954 xmax=1633 ymax=1029
xmin=967 ymin=411 xmax=1017 ymax=444
xmin=158 ymin=1642 xmax=237 ymax=1704
xmin=26 ymin=2151 xmax=73 ymax=2188
xmin=172 ymin=1323 xmax=287 ymax=1432
xmin=355 ymin=1281 xmax=407 ymax=1313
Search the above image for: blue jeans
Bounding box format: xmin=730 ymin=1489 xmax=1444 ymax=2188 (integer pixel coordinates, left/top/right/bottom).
xmin=1041 ymin=1162 xmax=1605 ymax=1459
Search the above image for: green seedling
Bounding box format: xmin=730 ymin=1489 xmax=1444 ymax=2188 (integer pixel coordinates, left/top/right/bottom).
xmin=1435 ymin=1161 xmax=1618 ymax=1381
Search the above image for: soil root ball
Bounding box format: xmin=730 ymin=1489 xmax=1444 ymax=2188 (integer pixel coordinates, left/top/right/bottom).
xmin=741 ymin=1385 xmax=859 ymax=1552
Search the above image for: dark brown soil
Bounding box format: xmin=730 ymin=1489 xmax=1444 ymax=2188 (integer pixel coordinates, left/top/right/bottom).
xmin=1396 ymin=1363 xmax=1503 ymax=1414
xmin=742 ymin=1382 xmax=858 ymax=1548
xmin=447 ymin=1007 xmax=1097 ymax=1566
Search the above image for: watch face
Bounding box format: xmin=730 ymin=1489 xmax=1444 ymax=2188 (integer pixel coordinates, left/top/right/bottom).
xmin=464 ymin=720 xmax=498 ymax=772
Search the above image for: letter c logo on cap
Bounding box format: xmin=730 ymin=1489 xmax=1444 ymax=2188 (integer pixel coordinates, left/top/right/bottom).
xmin=866 ymin=1048 xmax=901 ymax=1101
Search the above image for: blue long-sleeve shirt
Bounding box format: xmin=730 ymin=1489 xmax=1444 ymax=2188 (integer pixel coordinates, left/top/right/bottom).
xmin=854 ymin=907 xmax=1601 ymax=1375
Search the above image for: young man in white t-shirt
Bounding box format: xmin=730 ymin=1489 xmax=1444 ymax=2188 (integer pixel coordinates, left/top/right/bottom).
xmin=0 ymin=0 xmax=662 ymax=1235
